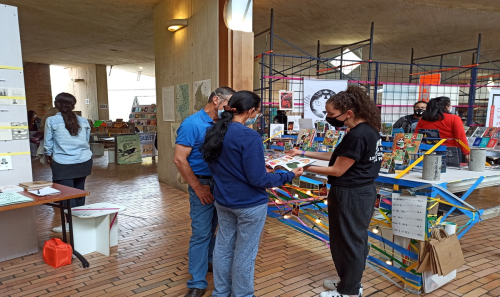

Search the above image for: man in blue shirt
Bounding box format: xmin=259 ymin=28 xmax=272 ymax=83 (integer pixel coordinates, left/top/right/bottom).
xmin=173 ymin=86 xmax=235 ymax=297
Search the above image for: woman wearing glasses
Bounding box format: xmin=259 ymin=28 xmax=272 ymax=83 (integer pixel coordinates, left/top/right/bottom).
xmin=201 ymin=91 xmax=303 ymax=297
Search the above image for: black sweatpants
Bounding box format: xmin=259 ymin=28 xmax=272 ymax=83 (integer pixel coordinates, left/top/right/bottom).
xmin=53 ymin=177 xmax=87 ymax=209
xmin=328 ymin=183 xmax=377 ymax=295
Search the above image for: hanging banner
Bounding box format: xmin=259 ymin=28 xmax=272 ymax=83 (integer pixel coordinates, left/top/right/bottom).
xmin=419 ymin=73 xmax=441 ymax=102
xmin=139 ymin=132 xmax=156 ymax=158
xmin=303 ymin=79 xmax=348 ymax=122
xmin=116 ymin=134 xmax=142 ymax=164
xmin=486 ymin=89 xmax=500 ymax=127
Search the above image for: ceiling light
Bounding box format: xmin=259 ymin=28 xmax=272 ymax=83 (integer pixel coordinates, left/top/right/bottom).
xmin=330 ymin=49 xmax=362 ymax=75
xmin=167 ymin=19 xmax=188 ymax=32
xmin=139 ymin=67 xmax=143 ymax=70
xmin=224 ymin=0 xmax=253 ymax=32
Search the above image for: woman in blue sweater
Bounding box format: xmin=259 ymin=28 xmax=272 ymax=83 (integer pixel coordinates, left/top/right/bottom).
xmin=202 ymin=91 xmax=303 ymax=297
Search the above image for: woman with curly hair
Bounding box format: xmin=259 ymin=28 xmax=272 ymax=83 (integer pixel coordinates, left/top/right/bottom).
xmin=287 ymin=86 xmax=383 ymax=297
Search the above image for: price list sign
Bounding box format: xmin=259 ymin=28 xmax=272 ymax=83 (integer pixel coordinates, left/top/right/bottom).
xmin=391 ymin=194 xmax=427 ymax=241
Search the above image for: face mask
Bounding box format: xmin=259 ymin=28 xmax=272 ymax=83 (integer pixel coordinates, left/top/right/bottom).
xmin=217 ymin=110 xmax=224 ymax=119
xmin=414 ymin=109 xmax=425 ymax=117
xmin=325 ymin=113 xmax=346 ymax=127
xmin=245 ymin=114 xmax=259 ymax=126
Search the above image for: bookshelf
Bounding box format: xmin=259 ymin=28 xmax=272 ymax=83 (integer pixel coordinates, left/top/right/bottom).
xmin=129 ymin=104 xmax=157 ymax=133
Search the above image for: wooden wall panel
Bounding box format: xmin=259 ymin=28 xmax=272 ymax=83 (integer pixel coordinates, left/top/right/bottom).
xmin=154 ymin=0 xmax=219 ymax=189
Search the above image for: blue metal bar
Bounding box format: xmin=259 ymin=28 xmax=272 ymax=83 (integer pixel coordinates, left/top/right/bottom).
xmin=368 ymin=231 xmax=419 ymax=259
xmin=440 ymin=176 xmax=484 ymax=222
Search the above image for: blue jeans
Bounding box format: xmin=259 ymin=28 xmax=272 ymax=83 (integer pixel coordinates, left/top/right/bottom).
xmin=187 ymin=178 xmax=218 ymax=289
xmin=212 ymin=202 xmax=267 ymax=297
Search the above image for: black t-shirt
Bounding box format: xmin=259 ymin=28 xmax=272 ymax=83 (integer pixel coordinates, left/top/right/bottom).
xmin=328 ymin=122 xmax=383 ymax=187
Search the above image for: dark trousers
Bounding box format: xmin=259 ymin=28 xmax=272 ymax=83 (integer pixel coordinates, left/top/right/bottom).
xmin=328 ymin=183 xmax=377 ymax=295
xmin=53 ymin=177 xmax=87 ymax=209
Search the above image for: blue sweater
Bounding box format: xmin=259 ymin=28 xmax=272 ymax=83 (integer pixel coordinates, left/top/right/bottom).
xmin=208 ymin=122 xmax=295 ymax=209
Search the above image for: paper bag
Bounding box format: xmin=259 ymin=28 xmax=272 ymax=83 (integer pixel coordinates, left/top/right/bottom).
xmin=428 ymin=228 xmax=465 ymax=276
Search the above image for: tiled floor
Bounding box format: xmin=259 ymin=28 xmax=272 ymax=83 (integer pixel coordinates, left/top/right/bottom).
xmin=0 ymin=155 xmax=499 ymax=297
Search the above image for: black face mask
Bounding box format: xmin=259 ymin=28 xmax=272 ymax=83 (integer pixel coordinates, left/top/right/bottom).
xmin=325 ymin=113 xmax=346 ymax=127
xmin=414 ymin=109 xmax=425 ymax=117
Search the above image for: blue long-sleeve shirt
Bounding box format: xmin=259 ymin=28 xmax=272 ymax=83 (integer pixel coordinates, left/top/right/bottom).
xmin=44 ymin=113 xmax=92 ymax=164
xmin=208 ymin=122 xmax=295 ymax=209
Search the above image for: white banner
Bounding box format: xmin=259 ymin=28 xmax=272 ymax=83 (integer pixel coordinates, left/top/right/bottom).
xmin=303 ymin=79 xmax=348 ymax=121
xmin=486 ymin=89 xmax=500 ymax=127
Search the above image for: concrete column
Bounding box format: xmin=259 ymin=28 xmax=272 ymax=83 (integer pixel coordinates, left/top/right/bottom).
xmin=96 ymin=64 xmax=109 ymax=120
xmin=23 ymin=62 xmax=53 ymax=116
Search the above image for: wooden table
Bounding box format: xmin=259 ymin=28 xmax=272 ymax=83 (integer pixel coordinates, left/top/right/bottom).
xmin=0 ymin=184 xmax=91 ymax=268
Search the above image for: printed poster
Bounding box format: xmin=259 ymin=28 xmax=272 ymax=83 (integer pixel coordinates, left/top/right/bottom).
xmin=193 ymin=79 xmax=211 ymax=113
xmin=279 ymin=90 xmax=294 ymax=110
xmin=270 ymin=124 xmax=284 ymax=138
xmin=0 ymin=155 xmax=13 ymax=170
xmin=486 ymin=89 xmax=500 ymax=127
xmin=139 ymin=132 xmax=156 ymax=158
xmin=162 ymin=86 xmax=175 ymax=122
xmin=116 ymin=134 xmax=142 ymax=164
xmin=176 ymin=84 xmax=190 ymax=121
xmin=171 ymin=123 xmax=180 ymax=149
xmin=391 ymin=193 xmax=427 ymax=241
xmin=303 ymin=79 xmax=348 ymax=121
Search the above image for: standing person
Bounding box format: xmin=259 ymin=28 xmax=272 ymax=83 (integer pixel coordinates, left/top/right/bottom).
xmin=44 ymin=93 xmax=93 ymax=232
xmin=28 ymin=110 xmax=42 ymax=131
xmin=201 ymin=91 xmax=303 ymax=297
xmin=415 ymin=96 xmax=470 ymax=158
xmin=173 ymin=87 xmax=235 ymax=297
xmin=393 ymin=101 xmax=427 ymax=133
xmin=287 ymin=86 xmax=382 ymax=297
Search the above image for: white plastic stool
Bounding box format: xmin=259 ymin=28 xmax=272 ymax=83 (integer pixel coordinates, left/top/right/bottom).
xmin=107 ymin=149 xmax=115 ymax=163
xmin=69 ymin=203 xmax=126 ymax=256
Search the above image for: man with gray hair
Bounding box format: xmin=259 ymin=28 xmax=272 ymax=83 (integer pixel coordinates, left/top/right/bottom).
xmin=173 ymin=87 xmax=236 ymax=297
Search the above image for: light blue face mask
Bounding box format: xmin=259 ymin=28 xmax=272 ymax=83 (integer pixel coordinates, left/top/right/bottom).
xmin=245 ymin=114 xmax=259 ymax=126
xmin=218 ymin=109 xmax=224 ymax=119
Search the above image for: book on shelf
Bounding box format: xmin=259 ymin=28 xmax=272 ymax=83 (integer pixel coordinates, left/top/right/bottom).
xmin=471 ymin=127 xmax=487 ymax=138
xmin=472 ymin=138 xmax=482 ymax=147
xmin=487 ymin=138 xmax=498 ymax=149
xmin=479 ymin=138 xmax=490 ymax=148
xmin=381 ymin=123 xmax=393 ymax=136
xmin=483 ymin=127 xmax=497 ymax=138
xmin=392 ymin=133 xmax=423 ymax=154
xmin=297 ymin=129 xmax=316 ymax=146
xmin=491 ymin=128 xmax=500 ymax=139
xmin=465 ymin=126 xmax=476 ymax=137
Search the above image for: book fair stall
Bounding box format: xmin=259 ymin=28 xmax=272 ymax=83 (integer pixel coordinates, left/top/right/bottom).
xmin=255 ymin=26 xmax=500 ymax=292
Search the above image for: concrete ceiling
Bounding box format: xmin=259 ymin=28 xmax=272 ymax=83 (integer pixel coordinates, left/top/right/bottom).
xmin=2 ymin=0 xmax=500 ymax=77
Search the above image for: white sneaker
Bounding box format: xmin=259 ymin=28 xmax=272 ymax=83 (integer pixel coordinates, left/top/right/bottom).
xmin=322 ymin=280 xmax=363 ymax=296
xmin=320 ymin=290 xmax=347 ymax=297
xmin=52 ymin=223 xmax=70 ymax=233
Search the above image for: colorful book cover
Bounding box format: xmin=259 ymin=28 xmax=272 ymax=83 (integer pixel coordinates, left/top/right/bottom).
xmin=393 ymin=149 xmax=406 ymax=165
xmin=392 ymin=128 xmax=404 ymax=136
xmin=323 ymin=130 xmax=338 ymax=146
xmin=336 ymin=131 xmax=346 ymax=146
xmin=491 ymin=128 xmax=500 ymax=139
xmin=392 ymin=133 xmax=406 ymax=152
xmin=315 ymin=122 xmax=326 ymax=133
xmin=487 ymin=138 xmax=498 ymax=148
xmin=465 ymin=127 xmax=477 ymax=137
xmin=472 ymin=137 xmax=482 ymax=147
xmin=380 ymin=153 xmax=394 ymax=173
xmin=467 ymin=137 xmax=475 ymax=148
xmin=479 ymin=138 xmax=490 ymax=148
xmin=495 ymin=141 xmax=500 ymax=151
xmin=419 ymin=129 xmax=441 ymax=145
xmin=266 ymin=155 xmax=316 ymax=171
xmin=472 ymin=127 xmax=487 ymax=138
xmin=297 ymin=129 xmax=316 ymax=145
xmin=403 ymin=133 xmax=423 ymax=154
xmin=381 ymin=123 xmax=393 ymax=136
xmin=483 ymin=127 xmax=497 ymax=138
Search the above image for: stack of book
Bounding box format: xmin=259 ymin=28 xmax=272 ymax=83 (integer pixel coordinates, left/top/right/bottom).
xmin=467 ymin=127 xmax=500 ymax=150
xmin=18 ymin=181 xmax=53 ymax=191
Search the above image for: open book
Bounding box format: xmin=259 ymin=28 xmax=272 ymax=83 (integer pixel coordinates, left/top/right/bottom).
xmin=266 ymin=155 xmax=316 ymax=171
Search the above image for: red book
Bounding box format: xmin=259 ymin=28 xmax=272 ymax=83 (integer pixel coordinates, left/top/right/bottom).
xmin=483 ymin=127 xmax=497 ymax=138
xmin=487 ymin=138 xmax=498 ymax=148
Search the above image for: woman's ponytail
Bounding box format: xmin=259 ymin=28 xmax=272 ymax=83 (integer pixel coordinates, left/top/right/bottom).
xmin=54 ymin=92 xmax=80 ymax=136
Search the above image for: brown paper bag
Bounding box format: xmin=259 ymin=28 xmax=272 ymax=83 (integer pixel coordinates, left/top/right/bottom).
xmin=428 ymin=228 xmax=465 ymax=276
xmin=417 ymin=241 xmax=432 ymax=273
